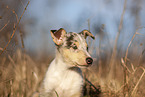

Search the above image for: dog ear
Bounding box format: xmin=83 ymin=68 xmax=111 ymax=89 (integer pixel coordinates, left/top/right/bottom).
xmin=80 ymin=30 xmax=95 ymax=39
xmin=50 ymin=28 xmax=66 ymax=45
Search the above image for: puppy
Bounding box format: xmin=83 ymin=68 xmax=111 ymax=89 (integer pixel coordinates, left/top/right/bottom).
xmin=40 ymin=28 xmax=95 ymax=97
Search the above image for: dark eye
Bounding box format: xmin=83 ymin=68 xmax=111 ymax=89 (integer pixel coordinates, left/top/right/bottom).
xmin=72 ymin=44 xmax=78 ymax=50
xmin=87 ymin=46 xmax=89 ymax=51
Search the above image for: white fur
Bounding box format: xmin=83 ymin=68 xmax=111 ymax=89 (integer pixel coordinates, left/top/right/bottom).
xmin=40 ymin=51 xmax=83 ymax=97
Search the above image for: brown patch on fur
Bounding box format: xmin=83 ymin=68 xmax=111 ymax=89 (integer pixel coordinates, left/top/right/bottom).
xmin=74 ymin=41 xmax=80 ymax=48
xmin=62 ymin=48 xmax=87 ymax=66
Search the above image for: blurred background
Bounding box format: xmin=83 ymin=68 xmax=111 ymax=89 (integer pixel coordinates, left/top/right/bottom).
xmin=0 ymin=0 xmax=145 ymax=97
xmin=1 ymin=0 xmax=145 ymax=58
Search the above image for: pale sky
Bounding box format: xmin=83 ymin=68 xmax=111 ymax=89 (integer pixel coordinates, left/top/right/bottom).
xmin=22 ymin=0 xmax=145 ymax=57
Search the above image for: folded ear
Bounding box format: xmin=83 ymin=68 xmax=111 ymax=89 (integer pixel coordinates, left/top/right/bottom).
xmin=50 ymin=28 xmax=66 ymax=45
xmin=79 ymin=30 xmax=95 ymax=39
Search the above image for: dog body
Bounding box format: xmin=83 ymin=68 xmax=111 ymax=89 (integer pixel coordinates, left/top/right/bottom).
xmin=40 ymin=28 xmax=95 ymax=97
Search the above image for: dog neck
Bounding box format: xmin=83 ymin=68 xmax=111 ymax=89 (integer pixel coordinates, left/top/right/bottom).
xmin=54 ymin=48 xmax=82 ymax=72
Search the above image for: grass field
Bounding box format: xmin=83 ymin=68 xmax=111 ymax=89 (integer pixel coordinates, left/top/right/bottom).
xmin=0 ymin=0 xmax=145 ymax=97
xmin=0 ymin=39 xmax=145 ymax=97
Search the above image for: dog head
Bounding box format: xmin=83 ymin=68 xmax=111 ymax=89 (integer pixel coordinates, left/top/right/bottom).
xmin=50 ymin=28 xmax=95 ymax=67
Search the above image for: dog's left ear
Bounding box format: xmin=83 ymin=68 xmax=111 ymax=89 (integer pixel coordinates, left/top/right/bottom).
xmin=50 ymin=28 xmax=66 ymax=45
xmin=79 ymin=30 xmax=95 ymax=39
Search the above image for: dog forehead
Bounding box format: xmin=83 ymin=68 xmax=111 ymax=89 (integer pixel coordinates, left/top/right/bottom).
xmin=63 ymin=32 xmax=87 ymax=48
xmin=65 ymin=32 xmax=84 ymax=41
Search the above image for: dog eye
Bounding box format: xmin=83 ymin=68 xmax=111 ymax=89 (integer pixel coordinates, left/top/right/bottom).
xmin=72 ymin=44 xmax=78 ymax=50
xmin=87 ymin=46 xmax=89 ymax=51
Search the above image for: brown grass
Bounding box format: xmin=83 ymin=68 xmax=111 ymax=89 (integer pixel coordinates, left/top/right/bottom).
xmin=0 ymin=1 xmax=30 ymax=56
xmin=0 ymin=0 xmax=145 ymax=97
xmin=0 ymin=34 xmax=145 ymax=97
xmin=0 ymin=49 xmax=48 ymax=97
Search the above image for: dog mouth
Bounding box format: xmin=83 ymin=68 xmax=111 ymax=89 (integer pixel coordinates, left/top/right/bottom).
xmin=74 ymin=62 xmax=91 ymax=68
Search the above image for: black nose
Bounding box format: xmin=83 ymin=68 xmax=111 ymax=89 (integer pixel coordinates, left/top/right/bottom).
xmin=86 ymin=57 xmax=93 ymax=65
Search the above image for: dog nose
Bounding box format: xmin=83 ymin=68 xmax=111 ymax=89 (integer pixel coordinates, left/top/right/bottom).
xmin=86 ymin=57 xmax=93 ymax=65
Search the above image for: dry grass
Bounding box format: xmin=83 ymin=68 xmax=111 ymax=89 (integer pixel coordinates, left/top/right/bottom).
xmin=0 ymin=49 xmax=48 ymax=97
xmin=0 ymin=46 xmax=145 ymax=97
xmin=0 ymin=1 xmax=30 ymax=56
xmin=0 ymin=26 xmax=145 ymax=97
xmin=1 ymin=0 xmax=145 ymax=97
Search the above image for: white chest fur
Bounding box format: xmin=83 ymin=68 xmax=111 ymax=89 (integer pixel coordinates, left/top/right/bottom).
xmin=41 ymin=59 xmax=83 ymax=97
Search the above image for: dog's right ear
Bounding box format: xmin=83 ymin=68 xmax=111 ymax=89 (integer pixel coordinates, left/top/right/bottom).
xmin=50 ymin=28 xmax=66 ymax=45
